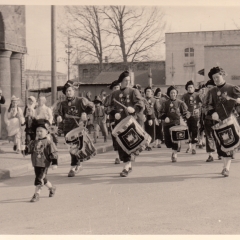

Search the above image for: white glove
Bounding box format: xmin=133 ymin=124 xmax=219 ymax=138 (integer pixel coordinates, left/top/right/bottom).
xmin=107 ymin=115 xmax=109 ymax=119
xmin=52 ymin=165 xmax=58 ymax=170
xmin=57 ymin=116 xmax=62 ymax=122
xmin=115 ymin=113 xmax=121 ymax=120
xmin=81 ymin=112 xmax=87 ymax=121
xmin=148 ymin=120 xmax=153 ymax=126
xmin=212 ymin=112 xmax=219 ymax=121
xmin=165 ymin=117 xmax=170 ymax=123
xmin=127 ymin=107 xmax=135 ymax=114
xmin=236 ymin=98 xmax=240 ymax=104
xmin=186 ymin=111 xmax=191 ymax=119
xmin=143 ymin=115 xmax=146 ymax=122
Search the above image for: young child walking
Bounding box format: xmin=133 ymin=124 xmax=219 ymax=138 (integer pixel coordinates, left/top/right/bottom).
xmin=22 ymin=119 xmax=58 ymax=202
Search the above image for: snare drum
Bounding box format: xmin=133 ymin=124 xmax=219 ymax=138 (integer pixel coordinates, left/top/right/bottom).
xmin=212 ymin=115 xmax=240 ymax=154
xmin=65 ymin=123 xmax=96 ymax=162
xmin=169 ymin=125 xmax=189 ymax=143
xmin=112 ymin=116 xmax=151 ymax=155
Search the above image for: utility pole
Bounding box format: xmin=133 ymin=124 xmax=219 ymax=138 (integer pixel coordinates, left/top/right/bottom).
xmin=65 ymin=33 xmax=72 ymax=81
xmin=51 ymin=5 xmax=57 ymax=104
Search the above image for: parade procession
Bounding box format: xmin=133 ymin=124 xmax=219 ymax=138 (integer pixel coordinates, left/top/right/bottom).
xmin=3 ymin=3 xmax=240 ymax=236
xmin=2 ymin=67 xmax=240 ymax=203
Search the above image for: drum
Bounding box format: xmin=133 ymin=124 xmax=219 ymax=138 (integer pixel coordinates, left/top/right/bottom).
xmin=65 ymin=123 xmax=96 ymax=162
xmin=169 ymin=125 xmax=189 ymax=143
xmin=212 ymin=115 xmax=240 ymax=154
xmin=112 ymin=116 xmax=151 ymax=155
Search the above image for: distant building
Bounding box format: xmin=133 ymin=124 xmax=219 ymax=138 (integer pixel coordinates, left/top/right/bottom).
xmin=74 ymin=61 xmax=165 ymax=97
xmin=165 ymin=30 xmax=240 ymax=94
xmin=25 ymin=70 xmax=67 ymax=89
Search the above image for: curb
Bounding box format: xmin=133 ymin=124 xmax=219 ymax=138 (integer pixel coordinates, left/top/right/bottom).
xmin=0 ymin=144 xmax=113 ymax=181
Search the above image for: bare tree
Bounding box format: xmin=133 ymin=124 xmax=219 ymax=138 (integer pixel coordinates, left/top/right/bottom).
xmin=58 ymin=6 xmax=108 ymax=70
xmin=101 ymin=6 xmax=166 ymax=64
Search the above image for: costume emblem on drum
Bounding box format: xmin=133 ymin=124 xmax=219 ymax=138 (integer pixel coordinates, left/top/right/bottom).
xmin=65 ymin=123 xmax=96 ymax=162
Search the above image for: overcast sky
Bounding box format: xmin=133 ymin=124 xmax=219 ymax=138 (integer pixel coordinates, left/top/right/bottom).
xmin=25 ymin=2 xmax=240 ymax=75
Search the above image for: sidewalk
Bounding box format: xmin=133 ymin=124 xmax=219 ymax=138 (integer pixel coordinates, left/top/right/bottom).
xmin=0 ymin=134 xmax=113 ymax=180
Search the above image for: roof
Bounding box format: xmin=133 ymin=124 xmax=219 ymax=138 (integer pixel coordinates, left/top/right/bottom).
xmin=25 ymin=69 xmax=66 ymax=75
xmin=77 ymin=69 xmax=165 ymax=87
xmin=166 ymin=29 xmax=240 ymax=35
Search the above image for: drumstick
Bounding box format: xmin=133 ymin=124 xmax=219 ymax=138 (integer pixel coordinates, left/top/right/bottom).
xmin=65 ymin=114 xmax=81 ymax=119
xmin=113 ymin=99 xmax=128 ymax=109
xmin=113 ymin=98 xmax=129 ymax=116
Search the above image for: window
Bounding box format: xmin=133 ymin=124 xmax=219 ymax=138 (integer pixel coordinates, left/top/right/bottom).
xmin=83 ymin=69 xmax=89 ymax=78
xmin=185 ymin=48 xmax=194 ymax=57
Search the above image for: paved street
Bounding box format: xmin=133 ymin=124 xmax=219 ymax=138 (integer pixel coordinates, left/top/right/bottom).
xmin=1 ymin=145 xmax=240 ymax=234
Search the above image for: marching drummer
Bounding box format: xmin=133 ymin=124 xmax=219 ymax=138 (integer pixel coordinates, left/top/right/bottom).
xmin=206 ymin=67 xmax=240 ymax=177
xmin=143 ymin=86 xmax=157 ymax=151
xmin=56 ymin=80 xmax=95 ymax=177
xmin=109 ymin=71 xmax=145 ymax=177
xmin=181 ymin=80 xmax=202 ymax=155
xmin=153 ymin=88 xmax=165 ymax=148
xmin=160 ymin=86 xmax=189 ymax=162
xmin=202 ymin=79 xmax=216 ymax=162
xmin=104 ymin=80 xmax=121 ymax=164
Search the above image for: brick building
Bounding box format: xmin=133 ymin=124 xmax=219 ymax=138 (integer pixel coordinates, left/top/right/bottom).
xmin=74 ymin=61 xmax=165 ymax=98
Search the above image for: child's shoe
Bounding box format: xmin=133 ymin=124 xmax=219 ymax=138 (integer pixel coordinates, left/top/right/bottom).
xmin=68 ymin=170 xmax=75 ymax=177
xmin=30 ymin=193 xmax=40 ymax=202
xmin=49 ymin=186 xmax=56 ymax=197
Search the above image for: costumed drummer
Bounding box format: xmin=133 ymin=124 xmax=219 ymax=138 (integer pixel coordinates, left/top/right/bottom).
xmin=202 ymin=79 xmax=216 ymax=162
xmin=109 ymin=71 xmax=145 ymax=177
xmin=181 ymin=80 xmax=202 ymax=155
xmin=160 ymin=86 xmax=189 ymax=162
xmin=104 ymin=80 xmax=121 ymax=164
xmin=153 ymin=88 xmax=165 ymax=148
xmin=57 ymin=80 xmax=95 ymax=177
xmin=205 ymin=67 xmax=240 ymax=177
xmin=143 ymin=86 xmax=157 ymax=151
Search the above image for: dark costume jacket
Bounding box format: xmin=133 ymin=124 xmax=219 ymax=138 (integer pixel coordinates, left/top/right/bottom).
xmin=109 ymin=87 xmax=145 ymax=122
xmin=181 ymin=92 xmax=202 ymax=118
xmin=25 ymin=138 xmax=58 ymax=168
xmin=205 ymin=83 xmax=240 ymax=121
xmin=160 ymin=99 xmax=188 ymax=125
xmin=57 ymin=97 xmax=95 ymax=133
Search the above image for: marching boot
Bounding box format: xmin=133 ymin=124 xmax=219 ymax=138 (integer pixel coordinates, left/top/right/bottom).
xmin=206 ymin=155 xmax=214 ymax=162
xmin=68 ymin=166 xmax=76 ymax=177
xmin=115 ymin=158 xmax=121 ymax=164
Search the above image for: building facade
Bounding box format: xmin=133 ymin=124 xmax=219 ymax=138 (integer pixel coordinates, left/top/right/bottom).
xmin=75 ymin=61 xmax=165 ymax=97
xmin=0 ymin=5 xmax=27 ymax=139
xmin=25 ymin=70 xmax=67 ymax=90
xmin=165 ymin=30 xmax=240 ymax=93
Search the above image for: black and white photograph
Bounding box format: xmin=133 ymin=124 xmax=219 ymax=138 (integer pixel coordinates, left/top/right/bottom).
xmin=1 ymin=0 xmax=240 ymax=237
